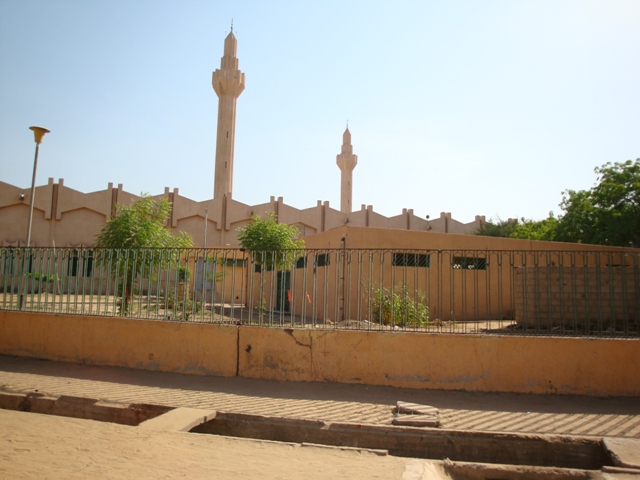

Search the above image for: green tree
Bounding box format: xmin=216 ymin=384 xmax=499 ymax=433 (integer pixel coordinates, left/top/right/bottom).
xmin=556 ymin=159 xmax=640 ymax=247
xmin=95 ymin=195 xmax=193 ymax=312
xmin=237 ymin=212 xmax=304 ymax=269
xmin=474 ymin=217 xmax=518 ymax=237
xmin=473 ymin=159 xmax=639 ymax=247
xmin=510 ymin=214 xmax=559 ymax=241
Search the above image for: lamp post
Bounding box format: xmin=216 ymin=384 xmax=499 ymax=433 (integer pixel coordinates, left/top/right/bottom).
xmin=19 ymin=126 xmax=50 ymax=310
xmin=25 ymin=126 xmax=50 ymax=248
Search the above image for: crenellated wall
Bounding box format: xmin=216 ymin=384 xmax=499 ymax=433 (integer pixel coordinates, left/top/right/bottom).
xmin=0 ymin=179 xmax=485 ymax=247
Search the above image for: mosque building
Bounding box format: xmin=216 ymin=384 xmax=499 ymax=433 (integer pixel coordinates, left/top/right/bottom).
xmin=0 ymin=31 xmax=485 ymax=249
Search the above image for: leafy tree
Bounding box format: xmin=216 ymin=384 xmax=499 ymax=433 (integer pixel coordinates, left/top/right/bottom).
xmin=474 ymin=217 xmax=518 ymax=238
xmin=474 ymin=159 xmax=639 ymax=247
xmin=510 ymin=214 xmax=559 ymax=241
xmin=237 ymin=212 xmax=304 ymax=270
xmin=556 ymin=159 xmax=640 ymax=247
xmin=95 ymin=195 xmax=193 ymax=312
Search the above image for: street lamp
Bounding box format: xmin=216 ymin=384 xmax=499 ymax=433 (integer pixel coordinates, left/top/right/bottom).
xmin=25 ymin=126 xmax=50 ymax=247
xmin=19 ymin=126 xmax=50 ymax=310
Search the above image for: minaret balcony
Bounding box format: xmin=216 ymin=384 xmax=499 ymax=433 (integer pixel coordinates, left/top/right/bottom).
xmin=212 ymin=70 xmax=245 ymax=97
xmin=337 ymin=153 xmax=358 ymax=171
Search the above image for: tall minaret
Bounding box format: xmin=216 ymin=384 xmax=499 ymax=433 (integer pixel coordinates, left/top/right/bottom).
xmin=336 ymin=126 xmax=358 ymax=213
xmin=212 ymin=28 xmax=245 ymax=199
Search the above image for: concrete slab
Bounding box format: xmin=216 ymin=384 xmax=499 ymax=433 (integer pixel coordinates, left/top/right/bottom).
xmin=602 ymin=465 xmax=640 ymax=476
xmin=392 ymin=415 xmax=440 ymax=427
xmin=604 ymin=437 xmax=640 ymax=469
xmin=602 ymin=474 xmax=640 ymax=479
xmin=300 ymin=442 xmax=388 ymax=456
xmin=138 ymin=407 xmax=217 ymax=432
xmin=397 ymin=401 xmax=439 ymax=415
xmin=402 ymin=460 xmax=451 ymax=479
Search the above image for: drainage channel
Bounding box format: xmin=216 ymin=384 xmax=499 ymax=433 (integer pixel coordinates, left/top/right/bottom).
xmin=190 ymin=411 xmax=608 ymax=471
xmin=0 ymin=390 xmax=172 ymax=426
xmin=3 ymin=391 xmax=638 ymax=479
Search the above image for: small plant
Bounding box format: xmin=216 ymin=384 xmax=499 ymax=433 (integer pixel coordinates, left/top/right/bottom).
xmin=255 ymin=298 xmax=267 ymax=313
xmin=164 ymin=291 xmax=201 ymax=321
xmin=177 ymin=265 xmax=191 ymax=283
xmin=371 ymin=285 xmax=430 ymax=327
xmin=27 ymin=272 xmax=58 ymax=283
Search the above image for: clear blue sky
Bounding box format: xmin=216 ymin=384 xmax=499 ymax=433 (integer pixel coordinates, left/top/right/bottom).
xmin=1 ymin=1 xmax=639 ymax=223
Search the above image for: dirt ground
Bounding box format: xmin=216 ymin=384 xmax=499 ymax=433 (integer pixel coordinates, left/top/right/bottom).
xmin=0 ymin=409 xmax=430 ymax=480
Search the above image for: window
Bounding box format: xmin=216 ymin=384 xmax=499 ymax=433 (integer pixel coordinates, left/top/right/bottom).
xmin=393 ymin=253 xmax=430 ymax=267
xmin=68 ymin=250 xmax=94 ymax=277
xmin=452 ymin=256 xmax=487 ymax=270
xmin=315 ymin=253 xmax=330 ymax=267
xmin=254 ymin=263 xmax=274 ymax=273
xmin=222 ymin=258 xmax=247 ymax=267
xmin=295 ymin=256 xmax=307 ymax=269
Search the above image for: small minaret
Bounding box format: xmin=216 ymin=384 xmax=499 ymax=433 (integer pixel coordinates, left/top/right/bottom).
xmin=212 ymin=28 xmax=245 ymax=199
xmin=336 ymin=126 xmax=358 ymax=213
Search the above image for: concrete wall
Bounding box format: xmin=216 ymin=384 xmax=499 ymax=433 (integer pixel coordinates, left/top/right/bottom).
xmin=1 ymin=310 xmax=639 ymax=397
xmin=239 ymin=327 xmax=640 ymax=396
xmin=515 ymin=266 xmax=640 ymax=327
xmin=0 ymin=311 xmax=237 ymax=377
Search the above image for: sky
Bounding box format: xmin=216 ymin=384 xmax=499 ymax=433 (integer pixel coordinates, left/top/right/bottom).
xmin=1 ymin=1 xmax=639 ymax=224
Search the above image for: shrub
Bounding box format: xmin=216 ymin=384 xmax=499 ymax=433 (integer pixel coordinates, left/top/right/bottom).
xmin=371 ymin=285 xmax=430 ymax=327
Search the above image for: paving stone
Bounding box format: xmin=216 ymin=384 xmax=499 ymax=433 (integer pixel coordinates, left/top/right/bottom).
xmin=603 ymin=437 xmax=640 ymax=469
xmin=392 ymin=415 xmax=440 ymax=427
xmin=138 ymin=407 xmax=217 ymax=432
xmin=397 ymin=401 xmax=439 ymax=416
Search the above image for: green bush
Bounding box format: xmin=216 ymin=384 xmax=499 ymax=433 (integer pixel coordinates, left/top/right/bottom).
xmin=371 ymin=285 xmax=429 ymax=327
xmin=27 ymin=272 xmax=58 ymax=283
xmin=163 ymin=292 xmax=201 ymax=321
xmin=177 ymin=266 xmax=190 ymax=282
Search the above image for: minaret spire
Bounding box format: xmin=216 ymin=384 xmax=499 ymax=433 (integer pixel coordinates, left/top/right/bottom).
xmin=336 ymin=126 xmax=358 ymax=213
xmin=212 ymin=29 xmax=245 ymax=199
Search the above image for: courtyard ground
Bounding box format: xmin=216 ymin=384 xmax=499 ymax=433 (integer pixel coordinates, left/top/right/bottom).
xmin=1 ymin=355 xmax=639 ymax=478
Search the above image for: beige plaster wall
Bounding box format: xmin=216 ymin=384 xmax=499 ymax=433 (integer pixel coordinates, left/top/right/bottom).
xmin=0 ymin=311 xmax=237 ymax=377
xmin=0 ymin=204 xmax=32 ymax=246
xmin=304 ymin=225 xmax=638 ymax=253
xmin=298 ymin=226 xmax=638 ymax=322
xmin=54 ymin=208 xmax=107 ymax=247
xmin=238 ymin=327 xmax=640 ymax=396
xmin=0 ymin=180 xmax=483 ymax=248
xmin=1 ymin=311 xmax=638 ymax=396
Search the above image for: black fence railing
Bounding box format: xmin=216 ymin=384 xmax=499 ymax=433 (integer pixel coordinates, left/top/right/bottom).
xmin=1 ymin=247 xmax=638 ymax=337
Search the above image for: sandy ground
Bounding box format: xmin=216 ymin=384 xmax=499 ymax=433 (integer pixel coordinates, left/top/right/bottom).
xmin=0 ymin=409 xmax=426 ymax=480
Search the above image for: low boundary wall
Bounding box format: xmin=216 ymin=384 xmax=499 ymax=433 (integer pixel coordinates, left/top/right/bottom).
xmin=0 ymin=311 xmax=238 ymax=377
xmin=1 ymin=311 xmax=639 ymax=397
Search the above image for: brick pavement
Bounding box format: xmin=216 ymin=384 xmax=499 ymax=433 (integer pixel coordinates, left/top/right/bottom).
xmin=1 ymin=355 xmax=639 ymax=438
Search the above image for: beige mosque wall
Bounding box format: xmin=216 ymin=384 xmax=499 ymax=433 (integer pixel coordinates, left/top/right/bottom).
xmin=54 ymin=209 xmax=107 ymax=247
xmin=0 ymin=204 xmax=30 ymax=246
xmin=0 ymin=178 xmax=484 ymax=248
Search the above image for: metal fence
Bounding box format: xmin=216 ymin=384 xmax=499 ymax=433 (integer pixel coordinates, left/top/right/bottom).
xmin=1 ymin=247 xmax=638 ymax=337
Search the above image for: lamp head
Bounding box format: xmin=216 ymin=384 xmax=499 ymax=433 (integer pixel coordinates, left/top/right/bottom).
xmin=29 ymin=126 xmax=50 ymax=144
